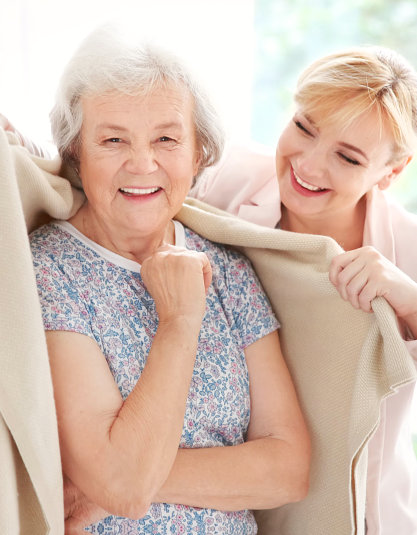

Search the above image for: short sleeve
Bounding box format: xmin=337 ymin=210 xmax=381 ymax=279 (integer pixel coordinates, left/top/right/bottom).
xmin=221 ymin=248 xmax=279 ymax=350
xmin=30 ymin=231 xmax=94 ymax=337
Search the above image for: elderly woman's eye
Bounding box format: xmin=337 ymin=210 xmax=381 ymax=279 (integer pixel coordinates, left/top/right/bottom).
xmin=159 ymin=136 xmax=175 ymax=142
xmin=106 ymin=138 xmax=122 ymax=143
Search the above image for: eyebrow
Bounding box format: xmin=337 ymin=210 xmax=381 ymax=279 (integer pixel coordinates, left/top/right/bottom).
xmin=96 ymin=121 xmax=184 ymax=132
xmin=154 ymin=121 xmax=184 ymax=130
xmin=95 ymin=124 xmax=128 ymax=133
xmin=304 ymin=114 xmax=369 ymax=161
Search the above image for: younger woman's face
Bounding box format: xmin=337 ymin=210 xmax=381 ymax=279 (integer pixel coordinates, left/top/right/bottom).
xmin=276 ymin=106 xmax=401 ymax=224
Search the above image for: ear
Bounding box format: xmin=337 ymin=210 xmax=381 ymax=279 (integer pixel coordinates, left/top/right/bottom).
xmin=378 ymin=155 xmax=413 ymax=190
xmin=193 ymin=147 xmax=203 ymax=177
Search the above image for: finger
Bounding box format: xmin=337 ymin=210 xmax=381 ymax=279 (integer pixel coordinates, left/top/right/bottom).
xmin=144 ymin=247 xmax=211 ymax=289
xmin=141 ymin=244 xmax=183 ymax=266
xmin=357 ymin=281 xmax=378 ymax=313
xmin=154 ymin=243 xmax=183 ymax=254
xmin=65 ymin=517 xmax=85 ymax=535
xmin=0 ymin=114 xmax=10 ymax=130
xmin=330 ymin=257 xmax=366 ymax=299
xmin=344 ymin=270 xmax=370 ymax=310
xmin=329 ymin=250 xmax=359 ymax=286
xmin=199 ymin=252 xmax=212 ymax=293
xmin=328 ymin=260 xmax=343 ymax=287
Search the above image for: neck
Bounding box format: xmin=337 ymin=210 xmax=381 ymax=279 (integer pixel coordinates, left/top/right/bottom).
xmin=69 ymin=204 xmax=175 ymax=263
xmin=280 ymin=198 xmax=366 ymax=251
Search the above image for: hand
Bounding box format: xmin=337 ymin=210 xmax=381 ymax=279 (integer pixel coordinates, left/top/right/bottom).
xmin=0 ymin=114 xmax=15 ymax=133
xmin=141 ymin=245 xmax=212 ymax=324
xmin=0 ymin=113 xmax=49 ymax=157
xmin=64 ymin=477 xmax=109 ymax=534
xmin=329 ymin=246 xmax=417 ymax=322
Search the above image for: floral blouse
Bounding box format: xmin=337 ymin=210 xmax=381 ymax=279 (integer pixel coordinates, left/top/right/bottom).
xmin=30 ymin=220 xmax=279 ymax=534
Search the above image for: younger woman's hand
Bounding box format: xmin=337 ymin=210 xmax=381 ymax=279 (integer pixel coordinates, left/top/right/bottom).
xmin=329 ymin=246 xmax=417 ymax=323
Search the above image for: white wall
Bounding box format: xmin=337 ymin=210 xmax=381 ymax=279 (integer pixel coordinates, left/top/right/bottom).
xmin=0 ymin=0 xmax=255 ymax=144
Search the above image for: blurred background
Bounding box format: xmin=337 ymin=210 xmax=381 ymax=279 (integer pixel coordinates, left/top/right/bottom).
xmin=1 ymin=0 xmax=417 ymax=211
xmin=0 ymin=0 xmax=255 ymax=152
xmin=253 ymin=0 xmax=417 ymax=212
xmin=1 ymin=0 xmax=417 ymax=450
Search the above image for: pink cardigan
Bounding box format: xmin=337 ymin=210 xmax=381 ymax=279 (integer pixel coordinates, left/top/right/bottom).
xmin=191 ymin=144 xmax=417 ymax=535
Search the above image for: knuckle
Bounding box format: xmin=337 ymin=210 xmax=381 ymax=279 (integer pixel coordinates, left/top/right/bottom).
xmin=345 ymin=286 xmax=357 ymax=299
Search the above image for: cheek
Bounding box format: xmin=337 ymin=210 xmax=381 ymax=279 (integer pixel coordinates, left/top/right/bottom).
xmin=80 ymin=154 xmax=105 ymax=180
xmin=176 ymin=174 xmax=194 ymax=195
xmin=332 ymin=172 xmax=368 ymax=201
xmin=276 ymin=133 xmax=292 ymax=178
xmin=276 ymin=123 xmax=295 ymax=156
xmin=166 ymin=154 xmax=196 ymax=189
xmin=80 ymin=162 xmax=118 ymax=202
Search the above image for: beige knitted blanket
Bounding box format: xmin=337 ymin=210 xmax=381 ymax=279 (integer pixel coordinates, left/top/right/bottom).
xmin=1 ymin=128 xmax=415 ymax=534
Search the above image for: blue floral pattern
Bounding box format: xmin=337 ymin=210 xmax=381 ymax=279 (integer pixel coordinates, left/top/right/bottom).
xmin=30 ymin=222 xmax=279 ymax=534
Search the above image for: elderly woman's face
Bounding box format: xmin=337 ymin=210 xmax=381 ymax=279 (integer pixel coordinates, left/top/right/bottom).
xmin=78 ymin=85 xmax=200 ymax=241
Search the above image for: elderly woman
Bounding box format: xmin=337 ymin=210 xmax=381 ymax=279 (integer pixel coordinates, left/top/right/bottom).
xmin=192 ymin=47 xmax=417 ymax=534
xmin=28 ymin=28 xmax=310 ymax=534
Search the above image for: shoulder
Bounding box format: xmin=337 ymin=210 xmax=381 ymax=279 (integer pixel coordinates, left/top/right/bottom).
xmin=183 ymin=225 xmax=258 ymax=288
xmin=29 ymin=221 xmax=95 ymax=276
xmin=384 ymin=195 xmax=417 ymax=279
xmin=388 ymin=198 xmax=417 ymax=228
xmin=184 ymin=225 xmax=250 ymax=266
xmin=30 ymin=222 xmax=68 ymax=258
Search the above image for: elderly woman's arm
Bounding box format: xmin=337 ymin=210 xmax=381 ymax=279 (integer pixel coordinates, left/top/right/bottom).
xmin=63 ymin=331 xmax=309 ymax=529
xmin=47 ymin=247 xmax=211 ymax=520
xmin=154 ymin=329 xmax=311 ymax=510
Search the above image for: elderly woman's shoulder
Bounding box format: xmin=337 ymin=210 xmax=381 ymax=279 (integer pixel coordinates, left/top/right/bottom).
xmin=29 ymin=221 xmax=76 ymax=262
xmin=183 ymin=225 xmax=254 ymax=271
xmin=30 ymin=220 xmax=66 ymax=242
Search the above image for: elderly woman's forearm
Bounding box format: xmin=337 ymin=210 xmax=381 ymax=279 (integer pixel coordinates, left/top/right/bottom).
xmin=154 ymin=435 xmax=310 ymax=510
xmin=99 ymin=322 xmax=201 ymax=514
xmin=49 ymin=321 xmax=201 ymax=519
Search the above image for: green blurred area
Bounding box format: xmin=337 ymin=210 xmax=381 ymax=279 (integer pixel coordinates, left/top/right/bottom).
xmin=252 ymin=0 xmax=417 ymax=214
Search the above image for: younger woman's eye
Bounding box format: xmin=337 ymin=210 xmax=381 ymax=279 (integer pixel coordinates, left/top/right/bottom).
xmin=338 ymin=152 xmax=360 ymax=166
xmin=294 ymin=120 xmax=312 ymax=136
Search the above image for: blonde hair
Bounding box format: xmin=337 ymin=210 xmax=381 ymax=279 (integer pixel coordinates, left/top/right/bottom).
xmin=50 ymin=26 xmax=224 ymax=177
xmin=295 ymin=46 xmax=417 ymax=158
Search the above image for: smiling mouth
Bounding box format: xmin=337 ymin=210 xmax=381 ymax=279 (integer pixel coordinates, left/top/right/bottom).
xmin=293 ymin=169 xmax=328 ymax=192
xmin=119 ymin=187 xmax=162 ymax=196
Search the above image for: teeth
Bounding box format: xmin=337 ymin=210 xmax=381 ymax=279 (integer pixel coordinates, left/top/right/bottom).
xmin=293 ymin=170 xmax=325 ymax=192
xmin=120 ymin=187 xmax=160 ymax=195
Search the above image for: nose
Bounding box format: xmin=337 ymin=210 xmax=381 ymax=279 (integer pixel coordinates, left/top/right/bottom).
xmin=124 ymin=146 xmax=158 ymax=175
xmin=296 ymin=144 xmax=326 ymax=180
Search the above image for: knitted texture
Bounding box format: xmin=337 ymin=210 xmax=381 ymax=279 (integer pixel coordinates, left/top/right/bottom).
xmin=177 ymin=198 xmax=416 ymax=535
